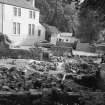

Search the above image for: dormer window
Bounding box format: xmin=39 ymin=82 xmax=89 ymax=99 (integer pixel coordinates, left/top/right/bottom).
xmin=29 ymin=10 xmax=35 ymax=19
xmin=13 ymin=7 xmax=21 ymax=16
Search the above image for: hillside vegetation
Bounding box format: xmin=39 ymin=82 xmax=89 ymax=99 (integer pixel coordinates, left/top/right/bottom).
xmin=27 ymin=0 xmax=105 ymax=43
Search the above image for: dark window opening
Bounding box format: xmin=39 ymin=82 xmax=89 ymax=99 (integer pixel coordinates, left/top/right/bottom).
xmin=38 ymin=30 xmax=41 ymax=36
xmin=28 ymin=24 xmax=31 ymax=35
xmin=18 ymin=8 xmax=21 ymax=16
xmin=13 ymin=22 xmax=16 ymax=34
xmin=14 ymin=7 xmax=17 ymax=16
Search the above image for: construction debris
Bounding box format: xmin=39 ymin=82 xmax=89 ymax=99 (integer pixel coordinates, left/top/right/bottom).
xmin=0 ymin=55 xmax=104 ymax=105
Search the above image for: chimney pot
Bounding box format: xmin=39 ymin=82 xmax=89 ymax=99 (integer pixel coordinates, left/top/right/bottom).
xmin=28 ymin=0 xmax=35 ymax=7
xmin=32 ymin=0 xmax=35 ymax=7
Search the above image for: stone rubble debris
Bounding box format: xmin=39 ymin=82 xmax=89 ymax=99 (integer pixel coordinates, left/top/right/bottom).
xmin=0 ymin=55 xmax=104 ymax=105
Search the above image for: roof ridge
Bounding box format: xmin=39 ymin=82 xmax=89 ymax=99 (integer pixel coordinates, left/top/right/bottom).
xmin=0 ymin=0 xmax=39 ymax=11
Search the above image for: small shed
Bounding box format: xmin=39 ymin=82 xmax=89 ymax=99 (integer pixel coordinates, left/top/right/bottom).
xmin=51 ymin=33 xmax=78 ymax=43
xmin=43 ymin=24 xmax=60 ymax=41
xmin=51 ymin=32 xmax=78 ymax=49
xmin=51 ymin=32 xmax=73 ymax=44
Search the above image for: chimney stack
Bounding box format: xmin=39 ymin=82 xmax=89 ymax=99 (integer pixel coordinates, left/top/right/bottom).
xmin=27 ymin=0 xmax=35 ymax=7
xmin=32 ymin=0 xmax=35 ymax=7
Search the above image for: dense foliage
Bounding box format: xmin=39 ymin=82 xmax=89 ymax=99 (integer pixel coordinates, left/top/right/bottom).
xmin=27 ymin=0 xmax=105 ymax=42
xmin=78 ymin=0 xmax=105 ymax=42
xmin=34 ymin=0 xmax=78 ymax=33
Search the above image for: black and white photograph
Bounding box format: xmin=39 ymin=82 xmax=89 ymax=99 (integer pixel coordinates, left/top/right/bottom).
xmin=0 ymin=0 xmax=105 ymax=105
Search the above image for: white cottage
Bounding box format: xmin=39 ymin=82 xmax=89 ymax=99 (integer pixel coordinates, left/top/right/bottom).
xmin=0 ymin=0 xmax=45 ymax=47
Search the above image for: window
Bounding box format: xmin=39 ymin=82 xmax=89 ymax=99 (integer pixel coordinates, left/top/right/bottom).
xmin=33 ymin=11 xmax=35 ymax=19
xmin=18 ymin=8 xmax=21 ymax=16
xmin=14 ymin=7 xmax=17 ymax=16
xmin=29 ymin=11 xmax=32 ymax=18
xmin=59 ymin=39 xmax=62 ymax=42
xmin=13 ymin=22 xmax=21 ymax=35
xmin=38 ymin=30 xmax=41 ymax=36
xmin=17 ymin=23 xmax=20 ymax=34
xmin=13 ymin=7 xmax=21 ymax=16
xmin=29 ymin=10 xmax=35 ymax=19
xmin=28 ymin=24 xmax=35 ymax=35
xmin=13 ymin=22 xmax=16 ymax=34
xmin=28 ymin=24 xmax=31 ymax=35
xmin=32 ymin=24 xmax=35 ymax=35
xmin=66 ymin=39 xmax=68 ymax=42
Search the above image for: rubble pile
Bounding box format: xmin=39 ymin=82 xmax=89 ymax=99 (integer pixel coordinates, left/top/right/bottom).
xmin=0 ymin=67 xmax=25 ymax=91
xmin=0 ymin=56 xmax=104 ymax=105
xmin=26 ymin=73 xmax=60 ymax=90
xmin=29 ymin=61 xmax=57 ymax=72
xmin=0 ymin=64 xmax=60 ymax=92
xmin=0 ymin=57 xmax=100 ymax=91
xmin=50 ymin=56 xmax=64 ymax=62
xmin=65 ymin=61 xmax=98 ymax=74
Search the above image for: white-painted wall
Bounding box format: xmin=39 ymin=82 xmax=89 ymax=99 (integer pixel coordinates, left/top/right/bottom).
xmin=2 ymin=4 xmax=45 ymax=46
xmin=37 ymin=24 xmax=46 ymax=42
xmin=51 ymin=33 xmax=78 ymax=44
xmin=51 ymin=34 xmax=57 ymax=45
xmin=0 ymin=3 xmax=3 ymax=32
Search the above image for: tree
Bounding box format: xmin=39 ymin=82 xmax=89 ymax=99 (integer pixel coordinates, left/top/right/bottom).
xmin=77 ymin=0 xmax=105 ymax=42
xmin=64 ymin=1 xmax=79 ymax=35
xmin=27 ymin=0 xmax=80 ymax=33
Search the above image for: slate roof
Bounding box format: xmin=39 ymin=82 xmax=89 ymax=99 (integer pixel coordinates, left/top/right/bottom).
xmin=0 ymin=0 xmax=39 ymax=11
